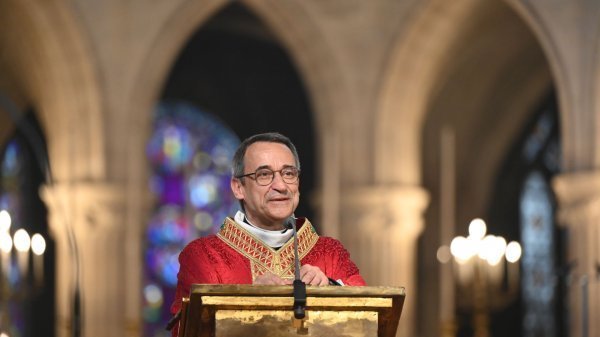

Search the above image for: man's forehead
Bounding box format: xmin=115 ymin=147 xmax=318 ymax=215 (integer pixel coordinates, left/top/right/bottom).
xmin=244 ymin=142 xmax=295 ymax=164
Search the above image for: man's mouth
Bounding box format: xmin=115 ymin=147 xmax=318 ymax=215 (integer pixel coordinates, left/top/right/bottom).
xmin=268 ymin=194 xmax=290 ymax=202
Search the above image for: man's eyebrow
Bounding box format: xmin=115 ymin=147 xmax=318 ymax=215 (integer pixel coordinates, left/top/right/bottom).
xmin=253 ymin=164 xmax=296 ymax=170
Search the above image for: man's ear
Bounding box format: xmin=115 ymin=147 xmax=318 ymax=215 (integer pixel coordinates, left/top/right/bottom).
xmin=230 ymin=178 xmax=245 ymax=200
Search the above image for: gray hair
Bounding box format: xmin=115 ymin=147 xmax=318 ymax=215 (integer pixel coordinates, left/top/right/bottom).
xmin=232 ymin=132 xmax=301 ymax=179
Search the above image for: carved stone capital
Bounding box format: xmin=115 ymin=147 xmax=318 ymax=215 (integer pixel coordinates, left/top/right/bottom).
xmin=40 ymin=181 xmax=128 ymax=246
xmin=553 ymin=170 xmax=600 ymax=227
xmin=340 ymin=185 xmax=429 ymax=237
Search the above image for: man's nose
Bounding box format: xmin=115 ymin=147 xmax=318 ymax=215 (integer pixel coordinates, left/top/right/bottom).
xmin=270 ymin=171 xmax=287 ymax=189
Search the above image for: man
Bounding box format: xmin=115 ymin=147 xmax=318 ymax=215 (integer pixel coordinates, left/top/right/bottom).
xmin=170 ymin=132 xmax=365 ymax=329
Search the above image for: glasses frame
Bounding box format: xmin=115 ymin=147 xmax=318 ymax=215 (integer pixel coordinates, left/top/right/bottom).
xmin=236 ymin=166 xmax=301 ymax=186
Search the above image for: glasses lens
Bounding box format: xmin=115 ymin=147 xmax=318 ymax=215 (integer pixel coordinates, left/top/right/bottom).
xmin=255 ymin=169 xmax=274 ymax=185
xmin=281 ymin=167 xmax=299 ymax=183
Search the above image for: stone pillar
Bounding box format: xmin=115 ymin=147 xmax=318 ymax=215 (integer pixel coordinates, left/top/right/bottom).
xmin=340 ymin=185 xmax=429 ymax=337
xmin=553 ymin=171 xmax=600 ymax=337
xmin=41 ymin=181 xmax=128 ymax=337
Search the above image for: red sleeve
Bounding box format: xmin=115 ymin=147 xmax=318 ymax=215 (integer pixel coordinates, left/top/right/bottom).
xmin=170 ymin=238 xmax=219 ymax=316
xmin=170 ymin=236 xmax=255 ymax=336
xmin=170 ymin=235 xmax=253 ymax=314
xmin=303 ymin=237 xmax=366 ymax=286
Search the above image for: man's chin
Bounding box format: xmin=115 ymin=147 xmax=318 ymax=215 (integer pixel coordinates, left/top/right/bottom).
xmin=266 ymin=209 xmax=294 ymax=221
xmin=267 ymin=201 xmax=293 ymax=211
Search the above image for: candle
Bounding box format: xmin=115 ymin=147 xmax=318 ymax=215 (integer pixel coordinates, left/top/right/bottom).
xmin=505 ymin=241 xmax=522 ymax=289
xmin=0 ymin=231 xmax=12 ymax=278
xmin=31 ymin=233 xmax=46 ymax=287
xmin=13 ymin=228 xmax=31 ymax=280
xmin=0 ymin=210 xmax=12 ymax=278
xmin=0 ymin=210 xmax=10 ymax=232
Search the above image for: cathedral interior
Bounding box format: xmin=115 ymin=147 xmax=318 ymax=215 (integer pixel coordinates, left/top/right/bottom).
xmin=0 ymin=1 xmax=599 ymax=337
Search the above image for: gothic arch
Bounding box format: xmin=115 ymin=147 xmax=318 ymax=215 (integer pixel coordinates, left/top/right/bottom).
xmin=0 ymin=0 xmax=104 ymax=181
xmin=376 ymin=0 xmax=553 ymax=213
xmin=130 ymin=0 xmax=348 ymax=147
xmin=505 ymin=0 xmax=600 ymax=169
xmin=375 ymin=0 xmax=482 ymax=185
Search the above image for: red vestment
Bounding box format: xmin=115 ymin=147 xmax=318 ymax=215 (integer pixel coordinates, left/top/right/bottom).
xmin=170 ymin=217 xmax=365 ymax=335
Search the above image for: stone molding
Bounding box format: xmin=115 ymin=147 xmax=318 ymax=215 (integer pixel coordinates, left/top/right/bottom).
xmin=553 ymin=171 xmax=600 ymax=226
xmin=40 ymin=181 xmax=126 ymax=238
xmin=340 ymin=185 xmax=429 ymax=237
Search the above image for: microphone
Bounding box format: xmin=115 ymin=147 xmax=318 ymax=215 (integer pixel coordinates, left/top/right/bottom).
xmin=285 ymin=216 xmax=306 ymax=319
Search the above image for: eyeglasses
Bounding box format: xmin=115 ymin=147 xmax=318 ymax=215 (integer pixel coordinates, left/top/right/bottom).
xmin=236 ymin=167 xmax=300 ymax=186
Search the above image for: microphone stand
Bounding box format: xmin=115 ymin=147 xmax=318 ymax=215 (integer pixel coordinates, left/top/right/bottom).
xmin=287 ymin=217 xmax=306 ymax=319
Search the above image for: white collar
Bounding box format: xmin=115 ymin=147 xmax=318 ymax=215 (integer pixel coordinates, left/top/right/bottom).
xmin=234 ymin=211 xmax=294 ymax=248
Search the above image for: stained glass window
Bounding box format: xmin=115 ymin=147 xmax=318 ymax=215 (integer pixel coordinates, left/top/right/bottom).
xmin=520 ymin=171 xmax=556 ymax=337
xmin=487 ymin=94 xmax=562 ymax=337
xmin=518 ymin=99 xmax=562 ymax=337
xmin=143 ymin=101 xmax=240 ymax=336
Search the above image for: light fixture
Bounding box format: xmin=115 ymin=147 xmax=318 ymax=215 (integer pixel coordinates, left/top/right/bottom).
xmin=440 ymin=218 xmax=522 ymax=337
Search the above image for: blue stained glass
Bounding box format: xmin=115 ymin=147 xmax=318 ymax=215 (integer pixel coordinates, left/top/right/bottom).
xmin=0 ymin=194 xmax=18 ymax=215
xmin=144 ymin=101 xmax=241 ymax=335
xmin=147 ymin=123 xmax=194 ymax=173
xmin=211 ymin=144 xmax=235 ymax=172
xmin=147 ymin=205 xmax=189 ymax=246
xmin=520 ymin=171 xmax=556 ymax=337
xmin=144 ymin=283 xmax=164 ymax=308
xmin=162 ymin=252 xmax=180 ymax=286
xmin=522 ymin=112 xmax=554 ymax=163
xmin=192 ymin=151 xmax=213 ymax=172
xmin=160 ymin=175 xmax=185 ymax=205
xmin=188 ymin=174 xmax=220 ymax=208
xmin=1 ymin=141 xmax=21 ymax=176
xmin=145 ymin=246 xmax=182 ymax=287
xmin=192 ymin=211 xmax=214 ymax=232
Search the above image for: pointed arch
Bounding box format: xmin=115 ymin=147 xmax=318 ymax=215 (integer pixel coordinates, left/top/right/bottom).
xmin=0 ymin=0 xmax=104 ymax=181
xmin=375 ymin=0 xmax=482 ymax=185
xmin=130 ymin=0 xmax=347 ymax=143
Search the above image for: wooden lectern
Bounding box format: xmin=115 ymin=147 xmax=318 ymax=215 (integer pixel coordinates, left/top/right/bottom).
xmin=178 ymin=284 xmax=405 ymax=337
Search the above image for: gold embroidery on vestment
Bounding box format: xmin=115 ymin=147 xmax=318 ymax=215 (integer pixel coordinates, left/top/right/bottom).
xmin=217 ymin=218 xmax=319 ymax=281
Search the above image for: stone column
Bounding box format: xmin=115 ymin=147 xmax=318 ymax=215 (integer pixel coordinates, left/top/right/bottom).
xmin=340 ymin=185 xmax=429 ymax=337
xmin=41 ymin=181 xmax=128 ymax=337
xmin=553 ymin=171 xmax=600 ymax=337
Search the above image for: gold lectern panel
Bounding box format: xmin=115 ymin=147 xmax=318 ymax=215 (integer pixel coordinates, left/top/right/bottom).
xmin=215 ymin=310 xmax=378 ymax=337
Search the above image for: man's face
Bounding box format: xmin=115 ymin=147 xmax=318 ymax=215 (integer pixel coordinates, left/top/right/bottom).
xmin=231 ymin=141 xmax=300 ymax=230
